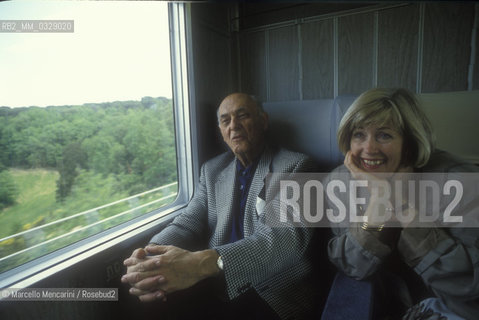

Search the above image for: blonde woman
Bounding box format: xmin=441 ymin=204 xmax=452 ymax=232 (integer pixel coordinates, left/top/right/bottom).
xmin=325 ymin=88 xmax=479 ymax=319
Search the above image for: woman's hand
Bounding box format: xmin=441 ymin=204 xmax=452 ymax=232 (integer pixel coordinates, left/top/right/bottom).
xmin=344 ymin=151 xmax=393 ymax=227
xmin=344 ymin=150 xmax=369 ymax=179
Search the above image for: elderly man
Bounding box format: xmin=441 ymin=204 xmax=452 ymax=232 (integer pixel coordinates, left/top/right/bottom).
xmin=121 ymin=93 xmax=318 ymax=319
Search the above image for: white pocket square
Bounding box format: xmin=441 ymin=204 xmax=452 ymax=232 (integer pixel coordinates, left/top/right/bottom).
xmin=256 ymin=197 xmax=266 ymax=216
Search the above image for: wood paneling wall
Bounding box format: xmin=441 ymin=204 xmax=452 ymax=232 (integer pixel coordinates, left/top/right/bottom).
xmin=338 ymin=12 xmax=375 ymax=95
xmin=190 ymin=3 xmax=237 ymax=163
xmin=377 ymin=5 xmax=419 ymax=92
xmin=269 ymin=26 xmax=300 ymax=101
xmin=301 ymin=19 xmax=334 ymax=99
xmin=476 ymin=22 xmax=479 ymax=90
xmin=239 ymin=31 xmax=267 ymax=99
xmin=422 ymin=3 xmax=474 ymax=92
xmin=237 ymin=3 xmax=478 ymax=101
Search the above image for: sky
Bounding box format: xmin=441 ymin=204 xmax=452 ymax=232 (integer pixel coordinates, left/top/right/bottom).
xmin=0 ymin=0 xmax=172 ymax=108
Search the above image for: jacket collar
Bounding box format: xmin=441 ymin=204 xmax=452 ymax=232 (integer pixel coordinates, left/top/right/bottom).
xmin=215 ymin=145 xmax=274 ymax=241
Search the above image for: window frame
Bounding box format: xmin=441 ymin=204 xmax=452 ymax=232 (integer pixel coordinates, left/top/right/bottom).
xmin=0 ymin=2 xmax=195 ymax=289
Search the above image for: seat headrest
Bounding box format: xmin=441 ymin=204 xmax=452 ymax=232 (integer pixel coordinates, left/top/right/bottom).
xmin=263 ymin=95 xmax=357 ymax=171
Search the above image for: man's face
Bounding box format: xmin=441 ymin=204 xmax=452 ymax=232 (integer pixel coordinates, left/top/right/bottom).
xmin=217 ymin=93 xmax=268 ymax=164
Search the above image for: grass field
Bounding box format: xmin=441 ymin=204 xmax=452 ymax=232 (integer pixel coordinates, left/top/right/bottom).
xmin=0 ymin=169 xmax=58 ymax=239
xmin=0 ymin=169 xmax=177 ymax=272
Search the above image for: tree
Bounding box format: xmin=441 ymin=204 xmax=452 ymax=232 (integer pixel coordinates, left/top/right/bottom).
xmin=1 ymin=96 xmax=177 ymax=201
xmin=56 ymin=142 xmax=87 ymax=202
xmin=0 ymin=169 xmax=18 ymax=209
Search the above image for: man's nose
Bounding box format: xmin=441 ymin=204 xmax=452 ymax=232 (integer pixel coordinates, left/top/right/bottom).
xmin=229 ymin=116 xmax=241 ymax=130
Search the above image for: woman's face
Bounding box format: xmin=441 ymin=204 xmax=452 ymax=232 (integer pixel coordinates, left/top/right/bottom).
xmin=350 ymin=123 xmax=404 ymax=173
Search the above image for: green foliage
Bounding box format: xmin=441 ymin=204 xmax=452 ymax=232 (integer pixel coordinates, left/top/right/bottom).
xmin=0 ymin=169 xmax=58 ymax=238
xmin=0 ymin=97 xmax=178 ymax=271
xmin=0 ymin=168 xmax=177 ymax=273
xmin=0 ymin=97 xmax=177 ymax=198
xmin=56 ymin=142 xmax=87 ymax=201
xmin=0 ymin=170 xmax=18 ymax=209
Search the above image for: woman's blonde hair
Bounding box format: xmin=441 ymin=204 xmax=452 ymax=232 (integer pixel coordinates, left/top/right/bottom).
xmin=337 ymin=88 xmax=435 ymax=168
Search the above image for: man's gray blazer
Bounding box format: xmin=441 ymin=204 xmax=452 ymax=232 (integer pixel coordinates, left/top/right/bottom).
xmin=150 ymin=145 xmax=318 ymax=319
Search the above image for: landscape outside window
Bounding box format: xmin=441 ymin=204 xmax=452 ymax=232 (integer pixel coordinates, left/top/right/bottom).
xmin=0 ymin=1 xmax=177 ymax=273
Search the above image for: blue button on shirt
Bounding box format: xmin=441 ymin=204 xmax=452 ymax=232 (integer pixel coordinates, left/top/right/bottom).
xmin=228 ymin=158 xmax=259 ymax=243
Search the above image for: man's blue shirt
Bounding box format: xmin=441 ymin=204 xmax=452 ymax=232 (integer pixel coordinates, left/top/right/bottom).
xmin=228 ymin=158 xmax=260 ymax=243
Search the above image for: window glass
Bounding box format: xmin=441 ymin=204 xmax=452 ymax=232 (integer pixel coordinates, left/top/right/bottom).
xmin=0 ymin=1 xmax=177 ymax=273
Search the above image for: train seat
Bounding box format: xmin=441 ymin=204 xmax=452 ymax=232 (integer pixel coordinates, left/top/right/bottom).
xmin=264 ymin=90 xmax=479 ymax=169
xmin=263 ymin=95 xmax=357 ymax=171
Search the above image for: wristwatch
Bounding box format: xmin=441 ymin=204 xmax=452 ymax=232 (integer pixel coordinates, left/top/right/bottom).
xmin=216 ymin=255 xmax=224 ymax=271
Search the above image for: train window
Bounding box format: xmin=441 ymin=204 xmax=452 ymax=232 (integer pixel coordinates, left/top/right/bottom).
xmin=0 ymin=1 xmax=192 ymax=280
